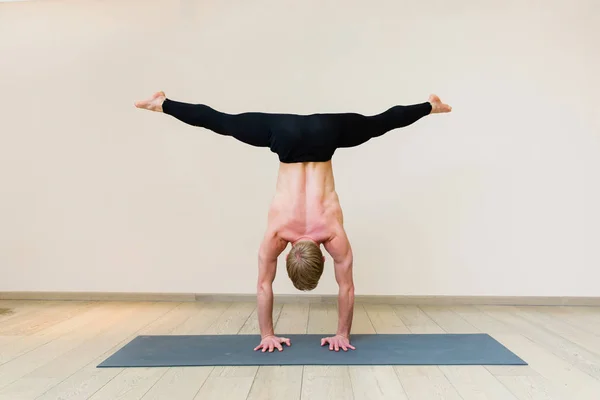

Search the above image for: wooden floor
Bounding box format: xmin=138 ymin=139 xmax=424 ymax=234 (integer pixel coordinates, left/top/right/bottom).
xmin=0 ymin=301 xmax=599 ymax=399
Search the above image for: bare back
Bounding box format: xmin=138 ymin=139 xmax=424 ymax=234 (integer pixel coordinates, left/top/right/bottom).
xmin=267 ymin=161 xmax=344 ymax=245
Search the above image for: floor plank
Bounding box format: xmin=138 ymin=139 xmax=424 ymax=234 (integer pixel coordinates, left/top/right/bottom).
xmin=246 ymin=366 xmax=302 ymax=400
xmin=275 ymin=303 xmax=309 ymax=334
xmin=492 ymin=334 xmax=600 ymax=399
xmin=554 ymin=306 xmax=600 ymax=335
xmin=238 ymin=304 xmax=283 ymax=335
xmin=1 ymin=302 xmax=176 ymax=400
xmin=244 ymin=302 xmax=307 ymax=400
xmin=350 ymin=305 xmax=408 ymax=400
xmin=70 ymin=302 xmax=218 ymax=400
xmin=393 ymin=307 xmax=463 ymax=400
xmin=363 ymin=304 xmax=410 ymax=334
xmin=0 ymin=302 xmax=171 ymax=395
xmin=0 ymin=302 xmax=120 ymax=366
xmin=392 ymin=305 xmax=445 ymax=334
xmin=140 ymin=367 xmax=212 ymax=400
xmin=87 ymin=368 xmax=168 ymax=400
xmin=0 ymin=302 xmax=67 ymax=335
xmin=495 ymin=375 xmax=570 ymax=400
xmin=35 ymin=302 xmax=204 ymax=400
xmin=0 ymin=301 xmax=96 ymax=336
xmin=419 ymin=306 xmax=480 ymax=334
xmin=394 ymin=366 xmax=463 ymax=400
xmin=478 ymin=305 xmax=600 ymax=380
xmin=191 ymin=302 xmax=258 ymax=400
xmin=439 ymin=365 xmax=518 ymax=400
xmin=0 ymin=300 xmax=594 ymax=400
xmin=302 ymin=303 xmax=353 ymax=400
xmin=516 ymin=306 xmax=600 ymax=355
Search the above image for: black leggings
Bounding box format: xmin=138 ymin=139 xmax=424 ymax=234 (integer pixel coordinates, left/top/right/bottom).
xmin=162 ymin=98 xmax=432 ymax=162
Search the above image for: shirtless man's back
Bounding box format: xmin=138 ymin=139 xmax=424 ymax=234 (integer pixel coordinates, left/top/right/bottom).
xmin=134 ymin=90 xmax=451 ymax=352
xmin=257 ymin=161 xmax=355 ymax=352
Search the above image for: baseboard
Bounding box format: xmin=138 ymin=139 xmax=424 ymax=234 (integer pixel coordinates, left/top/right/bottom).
xmin=0 ymin=292 xmax=196 ymax=302
xmin=194 ymin=294 xmax=600 ymax=306
xmin=0 ymin=292 xmax=599 ymax=306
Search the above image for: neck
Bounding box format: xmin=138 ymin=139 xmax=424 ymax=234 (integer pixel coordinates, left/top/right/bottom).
xmin=292 ymin=236 xmax=317 ymax=246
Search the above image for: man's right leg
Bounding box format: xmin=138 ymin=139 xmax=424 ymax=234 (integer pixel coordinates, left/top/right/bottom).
xmin=333 ymin=94 xmax=451 ymax=149
xmin=135 ymin=92 xmax=273 ymax=148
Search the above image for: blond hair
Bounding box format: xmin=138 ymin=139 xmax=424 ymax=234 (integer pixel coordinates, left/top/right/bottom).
xmin=286 ymin=241 xmax=324 ymax=291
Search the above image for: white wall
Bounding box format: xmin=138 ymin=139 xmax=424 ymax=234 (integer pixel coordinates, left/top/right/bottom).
xmin=1 ymin=0 xmax=599 ymax=296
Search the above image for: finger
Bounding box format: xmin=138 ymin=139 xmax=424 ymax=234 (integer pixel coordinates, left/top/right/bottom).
xmin=284 ymin=338 xmax=291 ymax=346
xmin=321 ymin=338 xmax=326 ymax=346
xmin=329 ymin=343 xmax=333 ymax=351
xmin=269 ymin=344 xmax=274 ymax=352
xmin=342 ymin=345 xmax=348 ymax=351
xmin=349 ymin=344 xmax=356 ymax=350
xmin=334 ymin=343 xmax=339 ymax=352
xmin=254 ymin=345 xmax=261 ymax=351
xmin=276 ymin=342 xmax=283 ymax=351
xmin=262 ymin=346 xmax=266 ymax=353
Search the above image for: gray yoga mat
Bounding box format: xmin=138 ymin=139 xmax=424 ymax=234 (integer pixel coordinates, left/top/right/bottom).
xmin=97 ymin=334 xmax=526 ymax=367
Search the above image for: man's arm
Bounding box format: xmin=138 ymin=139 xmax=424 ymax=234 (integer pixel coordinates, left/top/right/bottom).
xmin=256 ymin=231 xmax=287 ymax=339
xmin=324 ymin=229 xmax=355 ymax=339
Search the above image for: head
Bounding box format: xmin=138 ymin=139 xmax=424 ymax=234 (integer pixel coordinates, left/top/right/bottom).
xmin=286 ymin=240 xmax=325 ymax=291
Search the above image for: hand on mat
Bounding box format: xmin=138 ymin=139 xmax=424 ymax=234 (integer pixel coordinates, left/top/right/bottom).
xmin=321 ymin=335 xmax=355 ymax=352
xmin=254 ymin=335 xmax=291 ymax=352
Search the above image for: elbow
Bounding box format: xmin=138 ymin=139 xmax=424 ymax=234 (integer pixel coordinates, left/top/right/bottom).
xmin=340 ymin=282 xmax=355 ymax=299
xmin=257 ymin=281 xmax=272 ymax=297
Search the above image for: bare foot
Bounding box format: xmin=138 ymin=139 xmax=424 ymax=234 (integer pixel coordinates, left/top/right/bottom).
xmin=134 ymin=91 xmax=166 ymax=112
xmin=428 ymin=94 xmax=452 ymax=114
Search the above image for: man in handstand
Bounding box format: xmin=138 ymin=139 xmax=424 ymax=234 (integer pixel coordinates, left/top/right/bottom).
xmin=134 ymin=92 xmax=451 ymax=352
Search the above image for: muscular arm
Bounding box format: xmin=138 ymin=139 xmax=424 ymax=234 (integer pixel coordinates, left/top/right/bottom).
xmin=324 ymin=230 xmax=355 ymax=338
xmin=257 ymin=231 xmax=287 ymax=338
